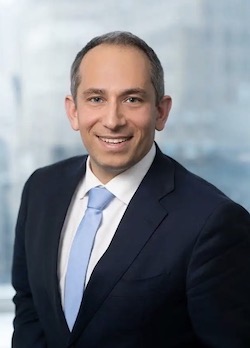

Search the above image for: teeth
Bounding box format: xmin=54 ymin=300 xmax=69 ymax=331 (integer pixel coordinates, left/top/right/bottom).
xmin=99 ymin=137 xmax=128 ymax=144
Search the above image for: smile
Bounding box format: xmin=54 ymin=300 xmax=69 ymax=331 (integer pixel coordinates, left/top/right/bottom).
xmin=98 ymin=137 xmax=131 ymax=144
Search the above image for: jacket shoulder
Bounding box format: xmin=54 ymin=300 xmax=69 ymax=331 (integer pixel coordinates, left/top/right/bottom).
xmin=165 ymin=155 xmax=249 ymax=214
xmin=26 ymin=155 xmax=87 ymax=187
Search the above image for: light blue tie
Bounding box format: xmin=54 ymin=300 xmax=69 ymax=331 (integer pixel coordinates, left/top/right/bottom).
xmin=64 ymin=186 xmax=114 ymax=330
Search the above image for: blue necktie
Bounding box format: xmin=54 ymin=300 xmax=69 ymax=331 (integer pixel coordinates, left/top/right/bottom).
xmin=64 ymin=186 xmax=114 ymax=330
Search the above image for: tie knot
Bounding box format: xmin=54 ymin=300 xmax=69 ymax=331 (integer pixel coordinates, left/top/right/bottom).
xmin=87 ymin=187 xmax=114 ymax=211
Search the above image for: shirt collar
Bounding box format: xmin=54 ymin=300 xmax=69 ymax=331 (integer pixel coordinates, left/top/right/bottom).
xmin=78 ymin=143 xmax=156 ymax=204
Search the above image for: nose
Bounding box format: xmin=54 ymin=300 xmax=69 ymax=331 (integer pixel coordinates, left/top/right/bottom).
xmin=102 ymin=101 xmax=126 ymax=130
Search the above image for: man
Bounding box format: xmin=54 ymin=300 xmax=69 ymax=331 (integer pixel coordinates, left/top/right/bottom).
xmin=12 ymin=31 xmax=250 ymax=348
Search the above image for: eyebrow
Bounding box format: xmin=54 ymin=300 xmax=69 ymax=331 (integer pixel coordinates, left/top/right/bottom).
xmin=82 ymin=88 xmax=105 ymax=97
xmin=120 ymin=88 xmax=148 ymax=98
xmin=81 ymin=88 xmax=148 ymax=98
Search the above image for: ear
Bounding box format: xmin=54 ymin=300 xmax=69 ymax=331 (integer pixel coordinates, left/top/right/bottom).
xmin=65 ymin=95 xmax=79 ymax=131
xmin=155 ymin=95 xmax=172 ymax=131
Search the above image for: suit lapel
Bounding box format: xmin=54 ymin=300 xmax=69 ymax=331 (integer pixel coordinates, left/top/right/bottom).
xmin=70 ymin=148 xmax=175 ymax=342
xmin=41 ymin=156 xmax=87 ymax=332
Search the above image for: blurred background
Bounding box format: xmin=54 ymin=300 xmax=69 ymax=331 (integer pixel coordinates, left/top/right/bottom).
xmin=0 ymin=0 xmax=249 ymax=346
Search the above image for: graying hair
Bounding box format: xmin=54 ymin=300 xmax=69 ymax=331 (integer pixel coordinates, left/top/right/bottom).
xmin=70 ymin=31 xmax=165 ymax=104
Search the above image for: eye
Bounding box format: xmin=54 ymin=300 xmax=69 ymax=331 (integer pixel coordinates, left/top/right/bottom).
xmin=125 ymin=97 xmax=142 ymax=103
xmin=88 ymin=96 xmax=103 ymax=103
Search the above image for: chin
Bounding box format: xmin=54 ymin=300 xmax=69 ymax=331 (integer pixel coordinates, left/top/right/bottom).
xmin=100 ymin=160 xmax=136 ymax=176
xmin=103 ymin=163 xmax=131 ymax=173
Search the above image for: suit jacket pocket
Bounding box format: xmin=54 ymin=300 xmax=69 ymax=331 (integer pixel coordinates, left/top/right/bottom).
xmin=110 ymin=272 xmax=170 ymax=297
xmin=103 ymin=273 xmax=170 ymax=331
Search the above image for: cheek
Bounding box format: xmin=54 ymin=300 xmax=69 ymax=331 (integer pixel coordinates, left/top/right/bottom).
xmin=129 ymin=107 xmax=156 ymax=128
xmin=134 ymin=115 xmax=156 ymax=135
xmin=78 ymin=116 xmax=95 ymax=133
xmin=76 ymin=105 xmax=99 ymax=130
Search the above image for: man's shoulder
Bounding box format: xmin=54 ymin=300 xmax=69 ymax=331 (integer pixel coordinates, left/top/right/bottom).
xmin=155 ymin=152 xmax=250 ymax=220
xmin=155 ymin=149 xmax=231 ymax=204
xmin=166 ymin=154 xmax=228 ymax=199
xmin=37 ymin=155 xmax=87 ymax=173
xmin=27 ymin=155 xmax=87 ymax=185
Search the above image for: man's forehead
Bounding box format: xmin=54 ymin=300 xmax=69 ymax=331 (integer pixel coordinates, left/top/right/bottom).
xmin=80 ymin=43 xmax=149 ymax=68
xmin=76 ymin=43 xmax=154 ymax=98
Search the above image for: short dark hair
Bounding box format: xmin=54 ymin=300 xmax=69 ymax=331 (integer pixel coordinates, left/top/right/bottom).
xmin=70 ymin=31 xmax=165 ymax=104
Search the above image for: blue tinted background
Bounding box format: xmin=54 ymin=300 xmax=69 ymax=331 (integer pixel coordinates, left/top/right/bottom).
xmin=0 ymin=1 xmax=249 ymax=344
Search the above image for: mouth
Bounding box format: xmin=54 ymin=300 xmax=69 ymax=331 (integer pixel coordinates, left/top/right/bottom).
xmin=98 ymin=136 xmax=132 ymax=144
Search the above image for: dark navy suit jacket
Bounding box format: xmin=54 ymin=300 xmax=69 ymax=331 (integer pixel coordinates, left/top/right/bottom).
xmin=12 ymin=146 xmax=250 ymax=347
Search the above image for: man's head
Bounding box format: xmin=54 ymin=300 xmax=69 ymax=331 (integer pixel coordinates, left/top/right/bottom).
xmin=70 ymin=31 xmax=165 ymax=105
xmin=65 ymin=31 xmax=172 ymax=183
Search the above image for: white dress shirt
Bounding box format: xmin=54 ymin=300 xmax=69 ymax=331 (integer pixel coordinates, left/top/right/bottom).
xmin=58 ymin=144 xmax=156 ymax=307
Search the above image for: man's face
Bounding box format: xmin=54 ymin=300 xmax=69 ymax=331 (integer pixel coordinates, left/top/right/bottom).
xmin=66 ymin=44 xmax=171 ymax=183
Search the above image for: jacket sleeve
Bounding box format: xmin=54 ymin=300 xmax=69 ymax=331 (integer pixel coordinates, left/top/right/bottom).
xmin=12 ymin=178 xmax=47 ymax=348
xmin=187 ymin=201 xmax=250 ymax=347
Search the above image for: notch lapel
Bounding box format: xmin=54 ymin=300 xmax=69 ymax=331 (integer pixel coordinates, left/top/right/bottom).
xmin=41 ymin=156 xmax=87 ymax=332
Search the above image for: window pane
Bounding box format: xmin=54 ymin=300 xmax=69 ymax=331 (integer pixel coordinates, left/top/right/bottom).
xmin=1 ymin=0 xmax=249 ymax=344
